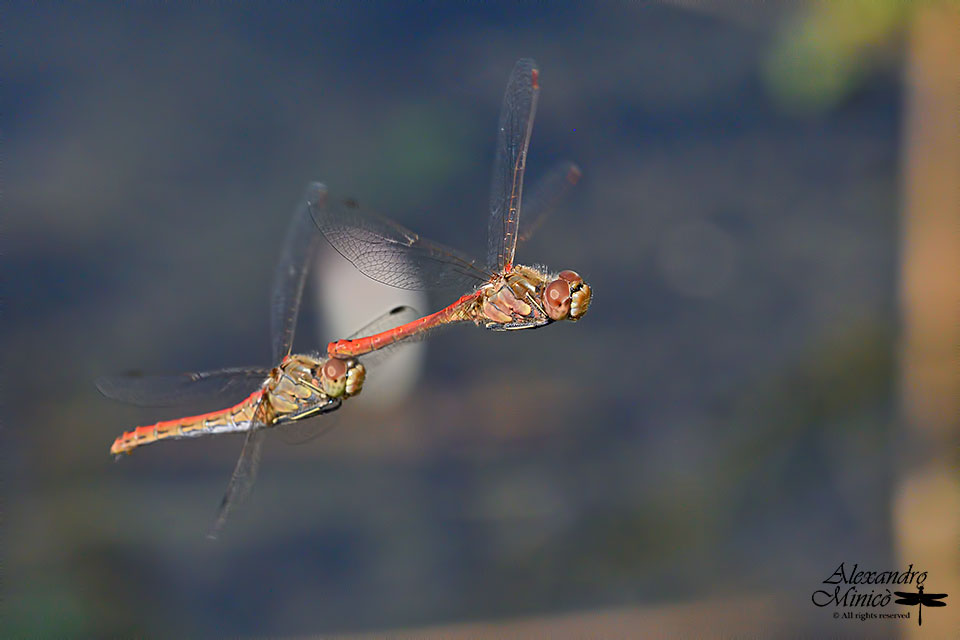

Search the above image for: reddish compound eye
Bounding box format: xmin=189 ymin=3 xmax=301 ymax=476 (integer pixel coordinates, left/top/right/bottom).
xmin=558 ymin=270 xmax=582 ymax=285
xmin=543 ymin=279 xmax=572 ymax=320
xmin=547 ymin=280 xmax=570 ymax=303
xmin=324 ymin=358 xmax=347 ymax=381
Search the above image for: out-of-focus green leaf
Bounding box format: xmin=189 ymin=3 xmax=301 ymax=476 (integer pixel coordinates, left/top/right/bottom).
xmin=764 ymin=0 xmax=911 ymax=112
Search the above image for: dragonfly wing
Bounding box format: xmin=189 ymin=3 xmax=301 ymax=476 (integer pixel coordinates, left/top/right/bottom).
xmin=342 ymin=305 xmax=426 ymax=366
xmin=271 ymin=183 xmax=328 ymax=363
xmin=310 ymin=194 xmax=490 ymax=291
xmin=517 ymin=162 xmax=581 ymax=245
xmin=275 ymin=414 xmax=341 ymax=445
xmin=207 ymin=398 xmax=269 ymax=540
xmin=487 ymin=58 xmax=540 ymax=272
xmin=96 ymin=367 xmax=269 ymax=408
xmin=346 ymin=305 xmax=422 ymax=340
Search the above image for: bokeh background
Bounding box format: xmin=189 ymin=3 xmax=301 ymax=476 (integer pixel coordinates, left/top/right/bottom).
xmin=5 ymin=3 xmax=958 ymax=638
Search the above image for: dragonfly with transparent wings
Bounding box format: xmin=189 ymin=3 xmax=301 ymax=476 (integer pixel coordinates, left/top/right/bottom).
xmin=311 ymin=58 xmax=592 ymax=359
xmin=98 ymin=184 xmax=417 ymax=538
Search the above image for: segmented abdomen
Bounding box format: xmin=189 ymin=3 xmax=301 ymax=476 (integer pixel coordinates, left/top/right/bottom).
xmin=110 ymin=390 xmax=265 ymax=456
xmin=327 ymin=291 xmax=479 ymax=358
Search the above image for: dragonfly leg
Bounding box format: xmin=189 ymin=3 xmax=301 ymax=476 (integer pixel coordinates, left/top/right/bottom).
xmin=483 ymin=285 xmax=534 ymax=323
xmin=482 ymin=297 xmax=513 ymax=323
xmin=275 ymin=397 xmax=342 ymax=424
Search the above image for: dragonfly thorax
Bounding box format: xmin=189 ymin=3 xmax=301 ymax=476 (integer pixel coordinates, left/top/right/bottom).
xmin=266 ymin=354 xmax=365 ymax=419
xmin=476 ymin=265 xmax=591 ymax=328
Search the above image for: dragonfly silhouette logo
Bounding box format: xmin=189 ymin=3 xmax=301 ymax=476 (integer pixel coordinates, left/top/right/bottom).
xmin=894 ymin=585 xmax=948 ymax=627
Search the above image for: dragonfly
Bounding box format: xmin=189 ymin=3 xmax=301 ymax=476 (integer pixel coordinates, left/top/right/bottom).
xmin=310 ymin=58 xmax=592 ymax=359
xmin=98 ymin=183 xmax=418 ymax=538
xmin=894 ymin=585 xmax=948 ymax=627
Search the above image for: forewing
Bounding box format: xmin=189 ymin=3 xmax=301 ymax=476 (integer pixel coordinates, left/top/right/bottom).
xmin=346 ymin=305 xmax=421 ymax=340
xmin=96 ymin=367 xmax=269 ymax=408
xmin=487 ymin=58 xmax=540 ymax=272
xmin=275 ymin=414 xmax=342 ymax=446
xmin=271 ymin=183 xmax=328 ymax=362
xmin=517 ymin=162 xmax=581 ymax=245
xmin=310 ymin=194 xmax=490 ymax=291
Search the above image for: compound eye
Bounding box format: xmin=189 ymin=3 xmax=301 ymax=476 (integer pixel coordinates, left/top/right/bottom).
xmin=558 ymin=270 xmax=583 ymax=286
xmin=544 ymin=279 xmax=572 ymax=320
xmin=323 ymin=358 xmax=347 ymax=381
xmin=320 ymin=357 xmax=350 ymax=398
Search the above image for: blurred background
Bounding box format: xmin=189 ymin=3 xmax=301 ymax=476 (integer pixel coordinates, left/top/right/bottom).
xmin=5 ymin=2 xmax=958 ymax=637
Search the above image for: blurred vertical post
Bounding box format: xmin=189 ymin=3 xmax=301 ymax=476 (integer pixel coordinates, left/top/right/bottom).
xmin=896 ymin=4 xmax=960 ymax=638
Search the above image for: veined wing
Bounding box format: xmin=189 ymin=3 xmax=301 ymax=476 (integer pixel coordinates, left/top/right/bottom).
xmin=348 ymin=305 xmax=422 ymax=340
xmin=207 ymin=394 xmax=345 ymax=538
xmin=96 ymin=367 xmax=269 ymax=408
xmin=207 ymin=404 xmax=267 ymax=540
xmin=343 ymin=304 xmax=424 ymax=361
xmin=487 ymin=58 xmax=540 ymax=273
xmin=517 ymin=162 xmax=581 ymax=245
xmin=271 ymin=183 xmax=328 ymax=363
xmin=310 ymin=194 xmax=492 ymax=291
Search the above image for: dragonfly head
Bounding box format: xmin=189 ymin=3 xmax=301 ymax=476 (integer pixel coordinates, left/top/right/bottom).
xmin=543 ymin=270 xmax=591 ymax=322
xmin=320 ymin=357 xmax=366 ymax=398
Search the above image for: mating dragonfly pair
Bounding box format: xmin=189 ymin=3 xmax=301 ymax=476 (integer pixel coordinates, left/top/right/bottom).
xmin=100 ymin=59 xmax=592 ymax=538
